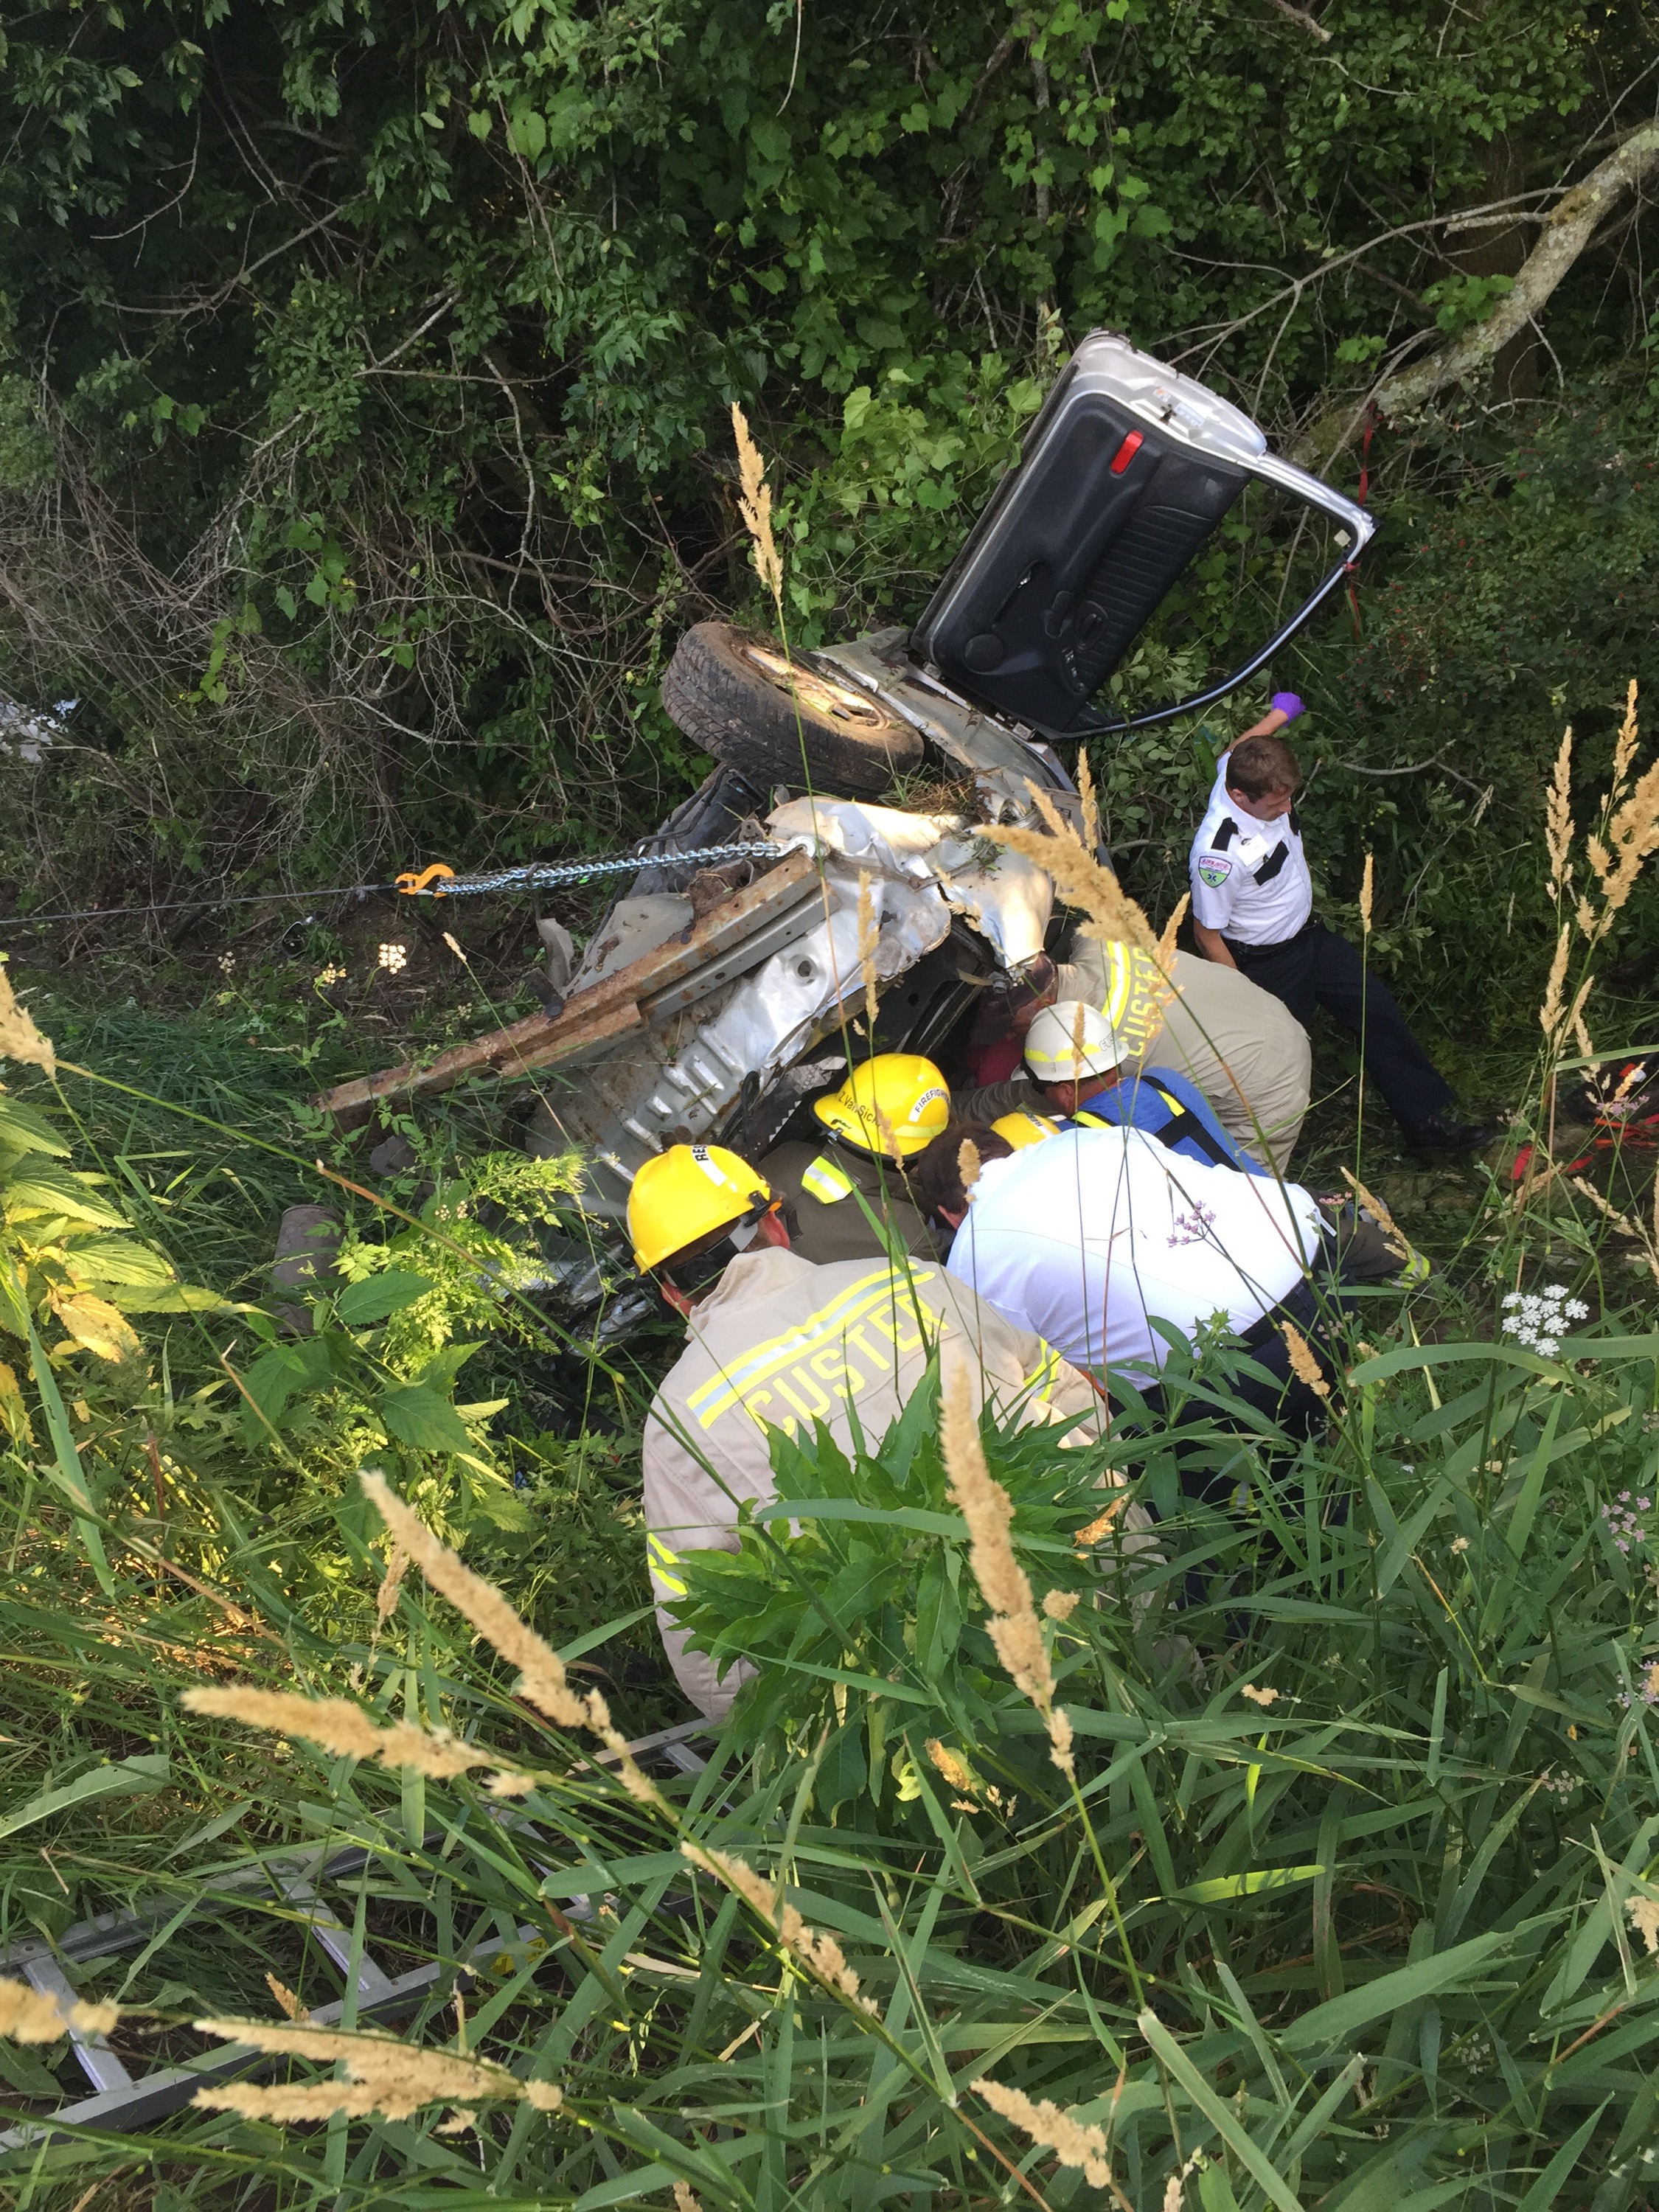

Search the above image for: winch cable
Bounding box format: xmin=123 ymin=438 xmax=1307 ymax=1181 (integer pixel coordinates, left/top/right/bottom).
xmin=0 ymin=838 xmax=790 ymax=931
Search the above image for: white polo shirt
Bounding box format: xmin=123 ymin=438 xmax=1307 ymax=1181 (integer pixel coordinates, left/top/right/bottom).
xmin=1189 ymin=756 xmax=1313 ymax=948
xmin=945 ymin=1125 xmax=1325 ymax=1382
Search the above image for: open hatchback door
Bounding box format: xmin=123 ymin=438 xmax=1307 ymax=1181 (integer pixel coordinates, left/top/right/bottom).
xmin=909 ymin=328 xmax=1374 ymax=737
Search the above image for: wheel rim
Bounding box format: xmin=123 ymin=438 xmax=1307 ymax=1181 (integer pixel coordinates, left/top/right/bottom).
xmin=742 ymin=644 xmax=888 ymax=731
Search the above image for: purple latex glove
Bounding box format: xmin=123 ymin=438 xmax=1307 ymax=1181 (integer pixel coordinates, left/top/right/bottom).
xmin=1270 ymin=691 xmax=1305 ymax=723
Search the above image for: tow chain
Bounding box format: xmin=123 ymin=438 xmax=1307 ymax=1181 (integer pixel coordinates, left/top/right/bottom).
xmin=0 ymin=839 xmax=793 ymax=931
xmin=395 ymin=838 xmax=787 ymax=899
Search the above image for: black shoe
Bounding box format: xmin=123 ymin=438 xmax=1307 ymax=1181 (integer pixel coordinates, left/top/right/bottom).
xmin=1407 ymin=1111 xmax=1496 ymax=1155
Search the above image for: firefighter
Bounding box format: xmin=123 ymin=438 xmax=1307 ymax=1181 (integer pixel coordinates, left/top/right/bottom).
xmin=759 ymin=1052 xmax=949 ymax=1265
xmin=629 ymin=1140 xmax=1106 ymax=1719
xmin=967 ymin=939 xmax=1312 ymax=1172
xmin=962 ymin=1000 xmax=1264 ymax=1173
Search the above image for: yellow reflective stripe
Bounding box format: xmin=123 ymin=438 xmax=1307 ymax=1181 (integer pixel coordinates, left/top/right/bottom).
xmin=1073 ymin=1110 xmax=1111 ymax=1128
xmin=799 ymin=1152 xmax=855 ymax=1204
xmin=1102 ymin=941 xmax=1133 ymax=1029
xmin=1028 ymin=1338 xmax=1065 ymax=1404
xmin=686 ymin=1264 xmax=939 ymax=1429
xmin=647 ymin=1531 xmax=686 ymax=1597
xmin=686 ymin=1262 xmax=903 ymax=1413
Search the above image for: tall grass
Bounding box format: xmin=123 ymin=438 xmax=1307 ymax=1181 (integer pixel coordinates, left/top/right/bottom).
xmin=0 ymin=708 xmax=1655 ymax=2207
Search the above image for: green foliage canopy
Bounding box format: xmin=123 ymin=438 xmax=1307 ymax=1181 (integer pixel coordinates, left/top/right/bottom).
xmin=0 ymin=0 xmax=1636 ymax=909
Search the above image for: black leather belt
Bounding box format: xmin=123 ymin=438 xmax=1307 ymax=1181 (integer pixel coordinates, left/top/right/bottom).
xmin=1225 ymin=913 xmax=1318 ymax=964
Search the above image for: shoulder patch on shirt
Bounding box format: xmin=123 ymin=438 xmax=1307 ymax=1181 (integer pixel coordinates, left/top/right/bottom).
xmin=1197 ymin=854 xmax=1234 ymax=888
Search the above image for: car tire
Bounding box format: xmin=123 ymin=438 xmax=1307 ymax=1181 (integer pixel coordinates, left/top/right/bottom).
xmin=661 ymin=621 xmax=923 ymax=799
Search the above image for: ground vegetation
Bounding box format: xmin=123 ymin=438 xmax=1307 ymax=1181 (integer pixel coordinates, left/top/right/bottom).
xmin=0 ymin=1 xmax=1657 ymax=2201
xmin=0 ymin=698 xmax=1646 ymax=2205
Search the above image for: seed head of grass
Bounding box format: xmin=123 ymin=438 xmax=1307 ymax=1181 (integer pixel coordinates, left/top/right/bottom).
xmin=680 ymin=1843 xmax=874 ymax=2011
xmin=1338 ymin=1166 xmax=1408 ymax=1261
xmin=973 ymin=2076 xmax=1112 ymax=2189
xmin=1156 ymin=892 xmax=1189 ymax=973
xmin=731 ymin=403 xmax=784 ymax=615
xmin=1539 ymin=922 xmax=1572 ymax=1039
xmin=0 ymin=1977 xmax=116 ymax=2043
xmin=265 ymin=1974 xmax=310 ymax=2023
xmin=181 ymin=1684 xmax=515 ymax=1783
xmin=925 ymin=1739 xmax=976 ymax=1795
xmin=0 ymin=961 xmax=55 ymax=1077
xmin=1078 ymin=750 xmax=1101 ymax=854
xmin=1545 ymin=725 xmax=1574 ymax=897
xmin=940 ymin=1357 xmax=1072 ymax=1776
xmin=359 ymin=1469 xmax=597 ymax=1733
xmin=987 ymin=787 xmax=1159 ymax=960
xmin=856 ymin=873 xmax=880 ymax=1032
xmin=1279 ymin=1321 xmax=1330 ymax=1400
xmin=189 ymin=2015 xmax=563 ymax=2124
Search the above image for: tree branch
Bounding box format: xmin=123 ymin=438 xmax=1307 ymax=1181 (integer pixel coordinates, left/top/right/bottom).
xmin=1376 ymin=122 xmax=1659 ymax=418
xmin=1264 ymin=0 xmax=1332 ymax=42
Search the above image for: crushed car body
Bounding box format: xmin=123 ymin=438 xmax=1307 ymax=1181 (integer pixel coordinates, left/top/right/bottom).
xmin=315 ymin=330 xmax=1373 ymax=1319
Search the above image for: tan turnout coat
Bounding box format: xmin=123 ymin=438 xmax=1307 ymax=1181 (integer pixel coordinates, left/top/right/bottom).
xmin=641 ymin=1245 xmax=1101 ymax=1717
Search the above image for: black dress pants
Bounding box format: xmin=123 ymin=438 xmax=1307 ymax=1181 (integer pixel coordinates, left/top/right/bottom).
xmin=1228 ymin=920 xmax=1451 ymax=1133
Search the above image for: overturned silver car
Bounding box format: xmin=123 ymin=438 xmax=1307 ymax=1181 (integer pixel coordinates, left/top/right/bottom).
xmin=318 ymin=332 xmax=1371 ymax=1318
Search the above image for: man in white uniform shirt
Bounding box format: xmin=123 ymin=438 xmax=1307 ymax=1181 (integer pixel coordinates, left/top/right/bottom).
xmin=921 ymin=1118 xmax=1411 ymax=1509
xmin=941 ymin=1121 xmax=1328 ymax=1388
xmin=1188 ymin=699 xmax=1489 ymax=1154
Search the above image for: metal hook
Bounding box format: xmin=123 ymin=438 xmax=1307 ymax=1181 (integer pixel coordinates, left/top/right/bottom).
xmin=394 ymin=863 xmax=456 ymax=897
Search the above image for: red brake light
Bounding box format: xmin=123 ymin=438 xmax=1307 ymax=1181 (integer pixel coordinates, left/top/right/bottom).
xmin=1109 ymin=431 xmax=1144 ymax=476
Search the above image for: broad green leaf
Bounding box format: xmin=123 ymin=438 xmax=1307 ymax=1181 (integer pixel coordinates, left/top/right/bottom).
xmin=52 ymin=1290 xmax=142 ymax=1362
xmin=101 ymin=1280 xmax=226 ymax=1313
xmin=65 ymin=1235 xmax=176 ymax=1287
xmin=4 ymin=1160 xmax=129 ymax=1228
xmin=0 ymin=1093 xmax=69 ymax=1155
xmin=378 ymin=1380 xmax=474 ymax=1454
xmin=507 ymin=104 xmax=546 ymax=159
xmin=238 ymin=1342 xmax=321 ymax=1436
xmin=336 ymin=1269 xmax=434 ymax=1325
xmin=0 ymin=2039 xmax=62 ymax=2095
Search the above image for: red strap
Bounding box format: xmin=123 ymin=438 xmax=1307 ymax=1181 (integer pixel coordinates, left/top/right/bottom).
xmin=1356 ymin=400 xmax=1377 ymax=507
xmin=1346 ymin=401 xmax=1379 ymax=636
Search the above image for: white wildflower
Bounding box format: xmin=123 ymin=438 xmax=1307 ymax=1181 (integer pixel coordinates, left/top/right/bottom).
xmin=1500 ymin=1282 xmax=1585 ymax=1354
xmin=378 ymin=943 xmax=408 ymax=975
